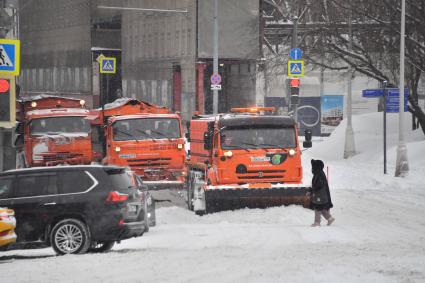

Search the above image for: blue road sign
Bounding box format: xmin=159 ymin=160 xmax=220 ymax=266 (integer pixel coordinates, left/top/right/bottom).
xmin=0 ymin=39 xmax=20 ymax=75
xmin=386 ymin=88 xmax=408 ymax=113
xmin=289 ymin=48 xmax=303 ymax=60
xmin=288 ymin=60 xmax=304 ymax=77
xmin=210 ymin=73 xmax=221 ymax=85
xmin=362 ymin=89 xmax=384 ymax=97
xmin=100 ymin=57 xmax=116 ymax=74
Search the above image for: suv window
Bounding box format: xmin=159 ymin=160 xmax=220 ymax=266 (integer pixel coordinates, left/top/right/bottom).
xmin=59 ymin=171 xmax=93 ymax=194
xmin=105 ymin=168 xmax=134 ymax=191
xmin=15 ymin=173 xmax=57 ymax=197
xmin=0 ymin=177 xmax=14 ymax=199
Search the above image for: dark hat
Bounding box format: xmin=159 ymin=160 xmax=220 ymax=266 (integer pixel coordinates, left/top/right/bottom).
xmin=311 ymin=159 xmax=324 ymax=171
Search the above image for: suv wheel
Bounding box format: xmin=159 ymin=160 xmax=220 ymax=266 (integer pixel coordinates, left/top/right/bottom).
xmin=148 ymin=198 xmax=156 ymax=227
xmin=50 ymin=219 xmax=91 ymax=255
xmin=88 ymin=241 xmax=115 ymax=253
xmin=143 ymin=200 xmax=149 ymax=233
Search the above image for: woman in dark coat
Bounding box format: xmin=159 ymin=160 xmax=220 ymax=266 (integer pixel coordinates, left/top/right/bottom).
xmin=310 ymin=159 xmax=335 ymax=227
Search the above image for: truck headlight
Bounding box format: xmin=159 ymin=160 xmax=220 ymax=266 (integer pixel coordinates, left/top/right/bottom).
xmin=31 ymin=101 xmax=37 ymax=108
xmin=224 ymin=150 xmax=233 ymax=157
xmin=288 ymin=149 xmax=296 ymax=156
xmin=115 ymin=146 xmax=121 ymax=152
xmin=177 ymin=144 xmax=183 ymax=149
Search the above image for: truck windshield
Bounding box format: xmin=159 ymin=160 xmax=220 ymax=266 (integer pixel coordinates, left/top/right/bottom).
xmin=30 ymin=116 xmax=90 ymax=135
xmin=113 ymin=118 xmax=181 ymax=141
xmin=221 ymin=127 xmax=296 ymax=149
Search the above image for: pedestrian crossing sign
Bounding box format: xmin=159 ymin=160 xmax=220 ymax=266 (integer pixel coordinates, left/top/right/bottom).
xmin=288 ymin=60 xmax=304 ymax=77
xmin=100 ymin=57 xmax=116 ymax=74
xmin=0 ymin=39 xmax=20 ymax=76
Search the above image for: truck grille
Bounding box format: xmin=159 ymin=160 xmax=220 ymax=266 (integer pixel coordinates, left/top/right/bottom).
xmin=42 ymin=152 xmax=83 ymax=162
xmin=236 ymin=169 xmax=285 ymax=181
xmin=126 ymin=157 xmax=172 ymax=168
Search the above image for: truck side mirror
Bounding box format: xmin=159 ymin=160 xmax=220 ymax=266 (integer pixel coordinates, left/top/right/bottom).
xmin=303 ymin=129 xmax=312 ymax=148
xmin=203 ymin=131 xmax=212 ymax=150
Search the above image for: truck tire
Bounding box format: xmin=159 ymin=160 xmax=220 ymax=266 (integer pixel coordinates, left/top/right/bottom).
xmin=187 ymin=176 xmax=194 ymax=211
xmin=50 ymin=218 xmax=91 ymax=255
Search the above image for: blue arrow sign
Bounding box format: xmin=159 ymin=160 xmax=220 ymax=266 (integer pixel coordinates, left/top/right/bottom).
xmin=289 ymin=48 xmax=303 ymax=60
xmin=362 ymin=89 xmax=384 ymax=97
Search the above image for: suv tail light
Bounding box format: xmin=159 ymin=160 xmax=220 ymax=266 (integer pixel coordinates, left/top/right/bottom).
xmin=106 ymin=191 xmax=129 ymax=203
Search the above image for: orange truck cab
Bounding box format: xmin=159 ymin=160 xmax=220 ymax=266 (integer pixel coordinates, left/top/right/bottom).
xmin=14 ymin=95 xmax=93 ymax=167
xmin=186 ymin=107 xmax=312 ymax=214
xmin=103 ymin=113 xmax=187 ymax=190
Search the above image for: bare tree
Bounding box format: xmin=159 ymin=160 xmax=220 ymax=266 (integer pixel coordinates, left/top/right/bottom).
xmin=308 ymin=0 xmax=425 ymax=135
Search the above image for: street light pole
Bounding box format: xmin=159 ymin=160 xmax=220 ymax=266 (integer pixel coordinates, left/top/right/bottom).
xmin=344 ymin=10 xmax=356 ymax=159
xmin=395 ymin=0 xmax=409 ymax=176
xmin=212 ymin=0 xmax=219 ymax=114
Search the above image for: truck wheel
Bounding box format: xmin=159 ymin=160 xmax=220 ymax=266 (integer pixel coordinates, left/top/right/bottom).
xmin=88 ymin=241 xmax=115 ymax=253
xmin=187 ymin=177 xmax=194 ymax=211
xmin=50 ymin=219 xmax=91 ymax=255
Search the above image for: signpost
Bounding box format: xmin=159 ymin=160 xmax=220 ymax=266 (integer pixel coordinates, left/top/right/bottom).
xmin=362 ymin=86 xmax=409 ymax=174
xmin=287 ymin=60 xmax=304 ymax=77
xmin=362 ymin=89 xmax=384 ymax=98
xmin=99 ymin=57 xmax=116 ymax=122
xmin=210 ymin=73 xmax=221 ymax=91
xmin=289 ymin=48 xmax=303 ymax=60
xmin=386 ymin=88 xmax=409 ymax=113
xmin=100 ymin=57 xmax=116 ymax=74
xmin=0 ymin=39 xmax=20 ymax=76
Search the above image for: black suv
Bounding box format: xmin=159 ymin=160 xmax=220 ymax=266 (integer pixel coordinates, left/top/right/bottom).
xmin=0 ymin=165 xmax=147 ymax=254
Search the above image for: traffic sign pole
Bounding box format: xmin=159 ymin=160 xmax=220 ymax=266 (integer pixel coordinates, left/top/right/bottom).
xmin=213 ymin=0 xmax=219 ymax=114
xmin=383 ymin=84 xmax=387 ymax=174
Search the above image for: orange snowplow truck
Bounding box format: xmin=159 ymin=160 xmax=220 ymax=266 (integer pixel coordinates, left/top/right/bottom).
xmin=14 ymin=95 xmax=93 ymax=167
xmin=96 ymin=98 xmax=186 ymax=190
xmin=186 ymin=107 xmax=312 ymax=215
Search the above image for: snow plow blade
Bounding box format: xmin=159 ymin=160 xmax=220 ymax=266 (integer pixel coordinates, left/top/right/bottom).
xmin=197 ymin=184 xmax=311 ymax=214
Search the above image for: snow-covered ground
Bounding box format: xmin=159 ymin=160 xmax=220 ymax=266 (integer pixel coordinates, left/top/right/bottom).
xmin=1 ymin=112 xmax=425 ymax=283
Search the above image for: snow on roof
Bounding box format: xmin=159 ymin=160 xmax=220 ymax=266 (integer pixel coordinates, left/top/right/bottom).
xmin=26 ymin=108 xmax=90 ymax=117
xmin=102 ymin=97 xmax=165 ymax=110
xmin=111 ymin=113 xmax=179 ymax=121
xmin=19 ymin=94 xmax=81 ymax=103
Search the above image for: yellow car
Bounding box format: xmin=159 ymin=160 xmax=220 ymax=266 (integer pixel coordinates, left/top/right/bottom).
xmin=0 ymin=207 xmax=17 ymax=247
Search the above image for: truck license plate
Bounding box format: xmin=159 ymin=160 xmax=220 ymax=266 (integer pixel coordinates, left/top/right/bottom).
xmin=251 ymin=156 xmax=270 ymax=162
xmin=119 ymin=154 xmax=136 ymax=159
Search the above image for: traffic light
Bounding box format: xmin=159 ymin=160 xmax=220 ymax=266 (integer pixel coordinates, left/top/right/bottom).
xmin=0 ymin=75 xmax=16 ymax=127
xmin=289 ymin=78 xmax=300 ymax=105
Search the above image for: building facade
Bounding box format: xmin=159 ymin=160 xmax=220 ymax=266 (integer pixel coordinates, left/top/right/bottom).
xmin=19 ymin=0 xmax=260 ymax=120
